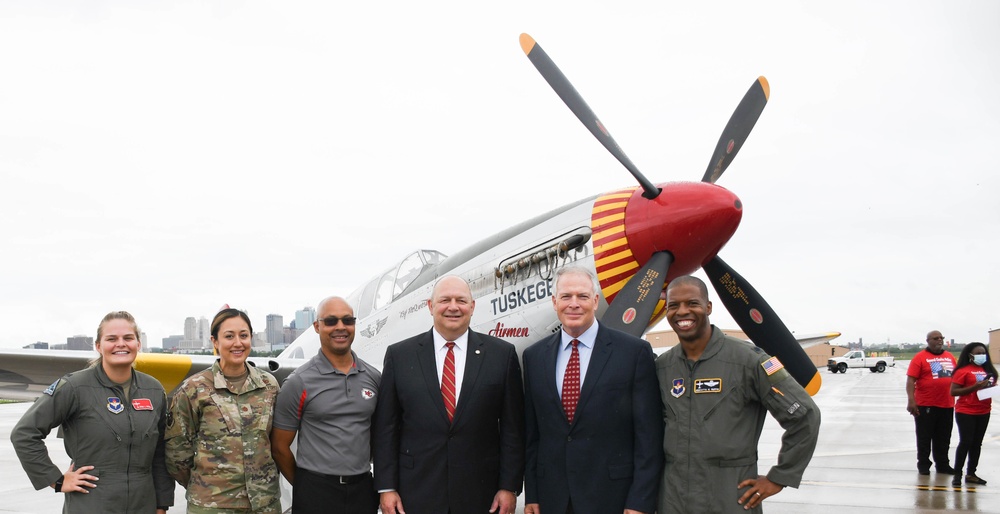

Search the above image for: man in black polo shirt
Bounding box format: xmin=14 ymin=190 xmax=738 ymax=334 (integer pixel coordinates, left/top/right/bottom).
xmin=271 ymin=296 xmax=382 ymax=513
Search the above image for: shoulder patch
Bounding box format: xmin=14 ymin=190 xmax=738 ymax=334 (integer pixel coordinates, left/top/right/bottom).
xmin=761 ymin=356 xmax=791 ymax=384
xmin=42 ymin=379 xmax=60 ymax=396
xmin=761 ymin=356 xmax=784 ymax=375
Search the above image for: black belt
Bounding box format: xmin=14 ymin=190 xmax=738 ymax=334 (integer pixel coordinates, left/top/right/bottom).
xmin=311 ymin=470 xmax=370 ymax=485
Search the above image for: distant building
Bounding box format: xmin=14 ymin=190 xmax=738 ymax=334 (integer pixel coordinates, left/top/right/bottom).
xmin=140 ymin=331 xmax=149 ymax=352
xmin=23 ymin=342 xmax=48 ymax=350
xmin=197 ymin=317 xmax=211 ymax=348
xmin=162 ymin=335 xmax=184 ymax=351
xmin=66 ymin=335 xmax=93 ymax=351
xmin=295 ymin=307 xmax=316 ymax=333
xmin=253 ymin=331 xmax=268 ymax=350
xmin=266 ymin=314 xmax=284 ymax=352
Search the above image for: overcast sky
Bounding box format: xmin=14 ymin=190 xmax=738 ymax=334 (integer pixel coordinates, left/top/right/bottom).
xmin=0 ymin=1 xmax=996 ymax=350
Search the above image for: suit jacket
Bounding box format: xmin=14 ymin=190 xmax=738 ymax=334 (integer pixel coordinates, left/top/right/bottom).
xmin=523 ymin=323 xmax=663 ymax=514
xmin=373 ymin=329 xmax=525 ymax=514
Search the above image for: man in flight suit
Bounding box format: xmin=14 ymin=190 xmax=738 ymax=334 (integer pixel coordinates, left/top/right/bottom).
xmin=655 ymin=276 xmax=820 ymax=513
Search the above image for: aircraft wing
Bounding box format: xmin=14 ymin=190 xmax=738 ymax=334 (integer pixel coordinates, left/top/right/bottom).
xmin=793 ymin=332 xmax=842 ymax=349
xmin=650 ymin=331 xmax=841 ymax=357
xmin=0 ymin=349 xmax=305 ymax=400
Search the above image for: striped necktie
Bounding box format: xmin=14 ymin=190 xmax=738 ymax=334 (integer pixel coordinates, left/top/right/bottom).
xmin=441 ymin=341 xmax=457 ymax=422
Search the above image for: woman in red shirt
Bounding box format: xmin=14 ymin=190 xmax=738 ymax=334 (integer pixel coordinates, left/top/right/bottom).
xmin=950 ymin=342 xmax=996 ymax=487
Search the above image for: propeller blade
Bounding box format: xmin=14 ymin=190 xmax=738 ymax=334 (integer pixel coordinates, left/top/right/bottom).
xmin=601 ymin=251 xmax=673 ymax=337
xmin=702 ymin=255 xmax=821 ymax=395
xmin=701 ymin=77 xmax=770 ymax=184
xmin=520 ymin=33 xmax=661 ymax=199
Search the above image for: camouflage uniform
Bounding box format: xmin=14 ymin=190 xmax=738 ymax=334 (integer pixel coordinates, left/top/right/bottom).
xmin=165 ymin=361 xmax=281 ymax=513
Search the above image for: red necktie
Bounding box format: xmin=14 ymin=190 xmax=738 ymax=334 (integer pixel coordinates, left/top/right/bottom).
xmin=562 ymin=339 xmax=581 ymax=423
xmin=441 ymin=342 xmax=457 ymax=422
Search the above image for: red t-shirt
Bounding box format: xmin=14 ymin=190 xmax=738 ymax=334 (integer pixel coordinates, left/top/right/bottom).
xmin=907 ymin=349 xmax=957 ymax=408
xmin=952 ymin=365 xmax=993 ymax=415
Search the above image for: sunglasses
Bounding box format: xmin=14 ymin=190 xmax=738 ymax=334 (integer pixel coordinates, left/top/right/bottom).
xmin=318 ymin=316 xmax=357 ymax=327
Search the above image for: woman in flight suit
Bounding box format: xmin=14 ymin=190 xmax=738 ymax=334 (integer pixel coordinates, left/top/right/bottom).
xmin=10 ymin=311 xmax=174 ymax=513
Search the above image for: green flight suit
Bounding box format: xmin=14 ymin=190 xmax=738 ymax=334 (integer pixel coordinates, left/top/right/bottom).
xmin=10 ymin=365 xmax=174 ymax=513
xmin=655 ymin=326 xmax=820 ymax=513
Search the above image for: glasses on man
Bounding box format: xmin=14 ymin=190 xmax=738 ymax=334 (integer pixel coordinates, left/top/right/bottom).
xmin=318 ymin=316 xmax=357 ymax=327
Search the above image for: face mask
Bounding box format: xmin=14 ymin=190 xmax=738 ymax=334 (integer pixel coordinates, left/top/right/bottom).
xmin=973 ymin=355 xmax=987 ymax=366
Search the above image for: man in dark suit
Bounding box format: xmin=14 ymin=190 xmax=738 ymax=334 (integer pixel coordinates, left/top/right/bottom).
xmin=523 ymin=266 xmax=662 ymax=514
xmin=374 ymin=275 xmax=525 ymax=514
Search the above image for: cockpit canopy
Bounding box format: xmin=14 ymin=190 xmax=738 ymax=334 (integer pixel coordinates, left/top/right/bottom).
xmin=346 ymin=249 xmax=447 ymax=319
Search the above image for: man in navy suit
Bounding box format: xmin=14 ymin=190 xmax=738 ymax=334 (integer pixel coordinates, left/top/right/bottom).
xmin=523 ymin=266 xmax=662 ymax=514
xmin=374 ymin=275 xmax=525 ymax=514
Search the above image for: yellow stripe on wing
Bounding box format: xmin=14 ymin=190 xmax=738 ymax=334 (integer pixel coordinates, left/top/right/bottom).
xmin=135 ymin=353 xmax=195 ymax=393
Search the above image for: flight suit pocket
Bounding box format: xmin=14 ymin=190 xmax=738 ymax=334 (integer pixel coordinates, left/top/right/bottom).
xmin=209 ymin=394 xmax=240 ymax=434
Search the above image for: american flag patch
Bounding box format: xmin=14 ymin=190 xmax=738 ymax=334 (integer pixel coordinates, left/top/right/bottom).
xmin=762 ymin=357 xmax=784 ymax=376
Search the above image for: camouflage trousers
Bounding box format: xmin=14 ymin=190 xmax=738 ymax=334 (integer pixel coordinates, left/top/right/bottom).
xmin=186 ymin=499 xmax=282 ymax=514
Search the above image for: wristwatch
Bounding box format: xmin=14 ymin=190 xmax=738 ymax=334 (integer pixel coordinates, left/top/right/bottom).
xmin=54 ymin=477 xmax=64 ymax=493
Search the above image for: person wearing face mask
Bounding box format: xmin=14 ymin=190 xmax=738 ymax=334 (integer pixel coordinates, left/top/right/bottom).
xmin=949 ymin=342 xmax=997 ymax=487
xmin=906 ymin=330 xmax=958 ymax=476
xmin=165 ymin=308 xmax=282 ymax=513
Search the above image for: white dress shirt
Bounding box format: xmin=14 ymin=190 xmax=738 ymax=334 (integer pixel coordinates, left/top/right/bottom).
xmin=556 ymin=321 xmax=599 ymax=397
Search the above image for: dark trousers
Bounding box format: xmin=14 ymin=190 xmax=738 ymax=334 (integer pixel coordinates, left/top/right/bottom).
xmin=914 ymin=406 xmax=954 ymax=471
xmin=292 ymin=467 xmax=378 ymax=514
xmin=955 ymin=412 xmax=990 ymax=474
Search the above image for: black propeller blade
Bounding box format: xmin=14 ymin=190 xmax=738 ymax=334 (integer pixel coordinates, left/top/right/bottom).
xmin=702 ymin=255 xmax=821 ymax=395
xmin=520 ymin=33 xmax=661 ymax=199
xmin=601 ymin=252 xmax=673 ymax=337
xmin=701 ymin=77 xmax=770 ymax=184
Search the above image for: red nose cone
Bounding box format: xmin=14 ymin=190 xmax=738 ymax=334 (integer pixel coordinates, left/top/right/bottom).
xmin=623 ymin=182 xmax=742 ymax=279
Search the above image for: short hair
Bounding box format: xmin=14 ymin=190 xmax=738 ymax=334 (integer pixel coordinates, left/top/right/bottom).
xmin=431 ymin=275 xmax=473 ymax=300
xmin=211 ymin=308 xmax=253 ymax=340
xmin=666 ymin=275 xmax=710 ymax=301
xmin=553 ymin=266 xmax=599 ymax=295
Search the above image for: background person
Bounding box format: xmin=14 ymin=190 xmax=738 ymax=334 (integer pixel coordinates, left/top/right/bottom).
xmin=906 ymin=330 xmax=957 ymax=475
xmin=522 ymin=267 xmax=662 ymax=514
xmin=655 ymin=276 xmax=820 ymax=513
xmin=11 ymin=311 xmax=174 ymax=514
xmin=271 ymin=297 xmax=381 ymax=514
xmin=374 ymin=275 xmax=525 ymax=514
xmin=950 ymin=342 xmax=996 ymax=487
xmin=165 ymin=308 xmax=282 ymax=513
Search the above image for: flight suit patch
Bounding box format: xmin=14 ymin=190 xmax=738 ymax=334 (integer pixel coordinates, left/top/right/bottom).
xmin=670 ymin=379 xmax=685 ymax=398
xmin=761 ymin=356 xmax=792 ymax=384
xmin=42 ymin=380 xmax=59 ymax=396
xmin=694 ymin=378 xmax=723 ymax=393
xmin=107 ymin=397 xmax=124 ymax=414
xmin=132 ymin=398 xmax=153 ymax=411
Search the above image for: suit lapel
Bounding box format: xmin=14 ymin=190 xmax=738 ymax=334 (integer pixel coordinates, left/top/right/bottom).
xmin=575 ymin=325 xmax=612 ymax=420
xmin=416 ymin=329 xmax=450 ymax=424
xmin=543 ymin=333 xmax=571 ymax=423
xmin=453 ymin=331 xmax=485 ymax=423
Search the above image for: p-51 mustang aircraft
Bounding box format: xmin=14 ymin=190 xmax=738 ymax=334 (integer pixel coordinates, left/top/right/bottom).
xmin=0 ymin=33 xmax=825 ymax=401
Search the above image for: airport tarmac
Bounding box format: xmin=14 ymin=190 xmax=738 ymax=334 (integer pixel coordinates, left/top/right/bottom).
xmin=0 ymin=362 xmax=997 ymax=513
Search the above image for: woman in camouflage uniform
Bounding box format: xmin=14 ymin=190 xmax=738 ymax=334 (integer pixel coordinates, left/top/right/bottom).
xmin=165 ymin=308 xmax=281 ymax=513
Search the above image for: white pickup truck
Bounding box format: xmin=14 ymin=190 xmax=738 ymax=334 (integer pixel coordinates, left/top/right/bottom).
xmin=827 ymin=350 xmax=895 ymax=373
